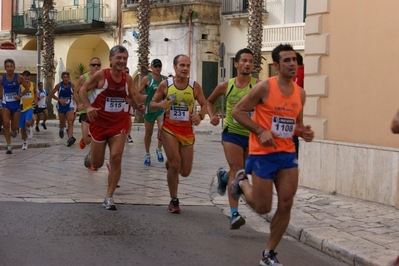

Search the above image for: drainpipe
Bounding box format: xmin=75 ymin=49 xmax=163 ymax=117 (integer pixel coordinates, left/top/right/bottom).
xmin=188 ymin=9 xmax=193 ymax=58
xmin=117 ymin=0 xmax=122 ymax=44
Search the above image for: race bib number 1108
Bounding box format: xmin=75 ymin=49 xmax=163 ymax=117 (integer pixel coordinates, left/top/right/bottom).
xmin=271 ymin=115 xmax=295 ymax=138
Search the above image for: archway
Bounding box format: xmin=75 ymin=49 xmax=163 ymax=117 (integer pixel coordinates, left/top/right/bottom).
xmin=66 ymin=35 xmax=110 ymax=82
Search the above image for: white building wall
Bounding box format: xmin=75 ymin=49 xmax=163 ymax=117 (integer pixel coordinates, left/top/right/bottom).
xmin=122 ymin=24 xmax=195 ymax=79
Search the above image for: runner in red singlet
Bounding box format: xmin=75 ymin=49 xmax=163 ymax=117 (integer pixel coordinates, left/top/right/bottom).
xmin=79 ymin=45 xmax=145 ymax=211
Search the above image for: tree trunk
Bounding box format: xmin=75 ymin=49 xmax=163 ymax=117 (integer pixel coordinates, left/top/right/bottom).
xmin=248 ymin=0 xmax=264 ymax=77
xmin=135 ymin=0 xmax=151 ymax=123
xmin=42 ymin=0 xmax=57 ymax=119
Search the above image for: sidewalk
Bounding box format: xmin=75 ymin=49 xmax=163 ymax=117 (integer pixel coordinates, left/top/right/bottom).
xmin=0 ymin=118 xmax=398 ymax=266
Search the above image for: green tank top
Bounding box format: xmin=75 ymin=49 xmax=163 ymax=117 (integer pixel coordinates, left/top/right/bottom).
xmin=79 ymin=73 xmax=92 ymax=114
xmin=224 ymin=77 xmax=257 ymax=136
xmin=145 ymin=74 xmax=165 ymax=114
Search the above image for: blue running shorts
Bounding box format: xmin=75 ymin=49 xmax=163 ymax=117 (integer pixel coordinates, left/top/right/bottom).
xmin=221 ymin=129 xmax=249 ymax=151
xmin=19 ymin=109 xmax=34 ymax=128
xmin=245 ymin=152 xmax=298 ymax=180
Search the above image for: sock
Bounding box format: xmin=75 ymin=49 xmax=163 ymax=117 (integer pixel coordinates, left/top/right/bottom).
xmin=157 ymin=148 xmax=163 ymax=152
xmin=230 ymin=207 xmax=238 ymax=215
xmin=221 ymin=171 xmax=228 ymax=183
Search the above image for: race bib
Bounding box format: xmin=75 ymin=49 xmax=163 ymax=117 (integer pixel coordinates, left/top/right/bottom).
xmin=170 ymin=106 xmax=189 ymax=121
xmin=104 ymin=97 xmax=125 ymax=112
xmin=22 ymin=92 xmax=32 ymax=99
xmin=233 ymin=111 xmax=254 ymax=124
xmin=4 ymin=93 xmax=17 ymax=102
xmin=271 ymin=115 xmax=296 ymax=138
xmin=60 ymin=97 xmax=70 ymax=104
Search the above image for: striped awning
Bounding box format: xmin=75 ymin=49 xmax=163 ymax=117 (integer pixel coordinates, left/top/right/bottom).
xmin=0 ymin=50 xmax=41 ymax=74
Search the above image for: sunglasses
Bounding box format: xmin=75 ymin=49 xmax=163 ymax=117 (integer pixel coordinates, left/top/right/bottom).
xmin=90 ymin=64 xmax=101 ymax=67
xmin=153 ymin=65 xmax=162 ymax=68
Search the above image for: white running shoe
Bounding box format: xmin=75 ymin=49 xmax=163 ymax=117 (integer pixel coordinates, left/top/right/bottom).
xmin=21 ymin=143 xmax=28 ymax=150
xmin=27 ymin=127 xmax=33 ymax=139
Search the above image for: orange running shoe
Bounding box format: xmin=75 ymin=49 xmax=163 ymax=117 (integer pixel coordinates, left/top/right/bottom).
xmin=79 ymin=139 xmax=86 ymax=149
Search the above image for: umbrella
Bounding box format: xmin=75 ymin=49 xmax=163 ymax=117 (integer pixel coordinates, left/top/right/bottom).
xmin=52 ymin=58 xmax=66 ymax=118
xmin=55 ymin=57 xmax=66 ymax=83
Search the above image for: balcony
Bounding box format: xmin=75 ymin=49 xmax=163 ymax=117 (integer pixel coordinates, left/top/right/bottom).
xmin=221 ymin=0 xmax=268 ymax=26
xmin=12 ymin=4 xmax=113 ymax=35
xmin=221 ymin=0 xmax=267 ymax=15
xmin=262 ymin=23 xmax=305 ymax=51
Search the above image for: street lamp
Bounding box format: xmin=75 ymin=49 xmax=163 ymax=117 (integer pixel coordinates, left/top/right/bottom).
xmin=27 ymin=0 xmax=57 ymax=87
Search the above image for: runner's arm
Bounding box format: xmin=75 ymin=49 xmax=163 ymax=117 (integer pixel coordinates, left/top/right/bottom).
xmin=206 ymin=81 xmax=228 ymax=126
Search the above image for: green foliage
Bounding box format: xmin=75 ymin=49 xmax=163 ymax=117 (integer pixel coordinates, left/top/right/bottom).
xmin=74 ymin=63 xmax=88 ymax=79
xmin=179 ymin=6 xmax=199 ymax=23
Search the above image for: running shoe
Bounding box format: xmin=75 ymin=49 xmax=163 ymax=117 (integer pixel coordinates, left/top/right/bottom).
xmin=103 ymin=196 xmax=117 ymax=210
xmin=216 ymin=167 xmax=227 ymax=196
xmin=168 ymin=198 xmax=180 ymax=214
xmin=126 ymin=135 xmax=134 ymax=143
xmin=41 ymin=122 xmax=47 ymax=130
xmin=59 ymin=129 xmax=64 ymax=139
xmin=144 ymin=154 xmax=151 ymax=166
xmin=230 ymin=211 xmax=246 ymax=230
xmin=67 ymin=136 xmax=76 ymax=147
xmin=10 ymin=131 xmax=17 ymax=138
xmin=35 ymin=126 xmax=40 ymax=132
xmin=79 ymin=139 xmax=86 ymax=149
xmin=84 ymin=151 xmax=91 ymax=168
xmin=27 ymin=127 xmax=33 ymax=139
xmin=230 ymin=169 xmax=248 ymax=201
xmin=21 ymin=143 xmax=28 ymax=150
xmin=6 ymin=145 xmax=12 ymax=154
xmin=260 ymin=250 xmax=283 ymax=266
xmin=156 ymin=148 xmax=164 ymax=162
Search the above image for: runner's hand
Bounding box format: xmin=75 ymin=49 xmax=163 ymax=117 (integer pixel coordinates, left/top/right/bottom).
xmin=301 ymin=125 xmax=314 ymax=142
xmin=258 ymin=130 xmax=277 ymax=149
xmin=86 ymin=106 xmax=101 ymax=121
xmin=210 ymin=115 xmax=220 ymax=126
xmin=191 ymin=114 xmax=201 ymax=126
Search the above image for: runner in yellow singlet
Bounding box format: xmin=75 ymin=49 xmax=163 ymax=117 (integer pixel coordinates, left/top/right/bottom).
xmin=149 ymin=54 xmax=207 ymax=214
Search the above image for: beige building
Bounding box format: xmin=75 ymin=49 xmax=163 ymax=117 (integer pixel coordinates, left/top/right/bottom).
xmin=11 ymin=0 xmax=119 ymax=83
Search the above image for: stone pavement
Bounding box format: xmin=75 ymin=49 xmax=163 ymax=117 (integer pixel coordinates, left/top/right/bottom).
xmin=0 ymin=118 xmax=398 ymax=266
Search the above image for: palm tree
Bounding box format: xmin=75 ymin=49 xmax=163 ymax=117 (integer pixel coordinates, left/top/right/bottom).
xmin=134 ymin=0 xmax=151 ymax=123
xmin=247 ymin=0 xmax=264 ymax=77
xmin=42 ymin=0 xmax=57 ymax=118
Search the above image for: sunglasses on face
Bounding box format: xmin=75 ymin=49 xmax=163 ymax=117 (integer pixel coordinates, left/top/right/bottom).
xmin=153 ymin=65 xmax=162 ymax=68
xmin=90 ymin=64 xmax=101 ymax=67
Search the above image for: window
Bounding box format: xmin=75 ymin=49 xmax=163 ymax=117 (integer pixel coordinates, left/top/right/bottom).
xmin=74 ymin=0 xmax=79 ymax=6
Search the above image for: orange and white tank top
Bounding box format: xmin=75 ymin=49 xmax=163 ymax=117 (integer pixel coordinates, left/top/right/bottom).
xmin=249 ymin=76 xmax=302 ymax=155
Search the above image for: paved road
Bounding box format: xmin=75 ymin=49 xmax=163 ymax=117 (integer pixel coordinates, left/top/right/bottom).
xmin=0 ymin=202 xmax=346 ymax=266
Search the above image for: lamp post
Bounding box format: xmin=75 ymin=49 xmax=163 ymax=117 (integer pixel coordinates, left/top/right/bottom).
xmin=27 ymin=0 xmax=57 ymax=87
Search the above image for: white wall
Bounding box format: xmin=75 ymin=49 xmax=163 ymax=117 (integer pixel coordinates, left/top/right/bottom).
xmin=122 ymin=24 xmax=193 ymax=79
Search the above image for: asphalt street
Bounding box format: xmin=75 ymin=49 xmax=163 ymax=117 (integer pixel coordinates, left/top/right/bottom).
xmin=0 ymin=202 xmax=346 ymax=266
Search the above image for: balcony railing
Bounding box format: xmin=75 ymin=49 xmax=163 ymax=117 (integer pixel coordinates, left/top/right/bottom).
xmin=56 ymin=4 xmax=111 ymax=23
xmin=262 ymin=23 xmax=305 ymax=51
xmin=222 ymin=0 xmax=267 ymax=15
xmin=12 ymin=4 xmax=111 ymax=30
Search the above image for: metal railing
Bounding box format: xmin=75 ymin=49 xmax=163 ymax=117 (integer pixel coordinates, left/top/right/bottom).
xmin=56 ymin=4 xmax=111 ymax=23
xmin=12 ymin=4 xmax=112 ymax=29
xmin=221 ymin=0 xmax=267 ymax=15
xmin=262 ymin=23 xmax=305 ymax=51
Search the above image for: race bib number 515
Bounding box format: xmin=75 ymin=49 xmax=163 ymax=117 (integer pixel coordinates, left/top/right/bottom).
xmin=271 ymin=115 xmax=295 ymax=138
xmin=104 ymin=97 xmax=125 ymax=112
